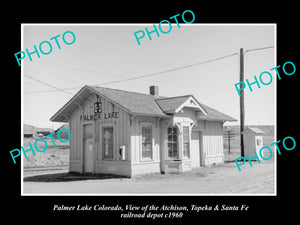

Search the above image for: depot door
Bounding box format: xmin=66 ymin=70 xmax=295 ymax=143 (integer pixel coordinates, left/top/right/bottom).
xmin=83 ymin=123 xmax=94 ymax=173
xmin=191 ymin=131 xmax=204 ymax=167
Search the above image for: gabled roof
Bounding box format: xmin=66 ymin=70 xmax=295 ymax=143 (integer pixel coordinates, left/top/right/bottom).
xmin=90 ymin=86 xmax=167 ymax=117
xmin=197 ymin=103 xmax=237 ymax=122
xmin=155 ymin=95 xmax=207 ymax=115
xmin=242 ymin=127 xmax=265 ymax=134
xmin=50 ymin=85 xmax=169 ymax=122
xmin=50 ymin=85 xmax=237 ymax=122
xmin=155 ymin=95 xmax=190 ymax=113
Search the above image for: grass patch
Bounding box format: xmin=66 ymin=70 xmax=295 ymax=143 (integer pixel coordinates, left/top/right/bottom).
xmin=23 ymin=138 xmax=69 ymax=168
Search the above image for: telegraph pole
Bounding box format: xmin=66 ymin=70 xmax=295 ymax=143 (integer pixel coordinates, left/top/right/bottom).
xmin=239 ymin=48 xmax=245 ymax=157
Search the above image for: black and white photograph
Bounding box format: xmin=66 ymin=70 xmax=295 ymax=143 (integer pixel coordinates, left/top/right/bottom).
xmin=4 ymin=5 xmax=298 ymax=223
xmin=21 ymin=24 xmax=276 ymax=195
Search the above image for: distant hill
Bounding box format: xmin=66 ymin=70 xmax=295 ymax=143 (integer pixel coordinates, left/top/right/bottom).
xmin=225 ymin=125 xmax=274 ymax=136
xmin=24 ymin=124 xmax=54 ymax=135
xmin=24 ymin=124 xmax=36 ymax=134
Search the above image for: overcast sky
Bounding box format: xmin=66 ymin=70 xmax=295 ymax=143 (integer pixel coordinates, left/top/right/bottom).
xmin=22 ymin=24 xmax=275 ymax=129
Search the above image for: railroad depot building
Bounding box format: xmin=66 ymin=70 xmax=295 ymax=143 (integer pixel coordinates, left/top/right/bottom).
xmin=50 ymin=85 xmax=236 ymax=177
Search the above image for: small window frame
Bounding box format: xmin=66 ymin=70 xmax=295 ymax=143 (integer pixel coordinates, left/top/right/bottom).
xmin=140 ymin=123 xmax=154 ymax=161
xmin=102 ymin=125 xmax=114 ymax=160
xmin=167 ymin=126 xmax=179 ymax=159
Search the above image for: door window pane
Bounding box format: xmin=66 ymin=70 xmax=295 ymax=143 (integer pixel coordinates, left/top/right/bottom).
xmin=103 ymin=127 xmax=114 ymax=159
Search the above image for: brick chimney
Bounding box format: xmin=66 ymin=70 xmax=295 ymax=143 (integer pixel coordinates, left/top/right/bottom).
xmin=149 ymin=85 xmax=159 ymax=96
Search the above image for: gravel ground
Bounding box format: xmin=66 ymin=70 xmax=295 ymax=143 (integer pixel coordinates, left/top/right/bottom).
xmin=23 ymin=160 xmax=275 ymax=195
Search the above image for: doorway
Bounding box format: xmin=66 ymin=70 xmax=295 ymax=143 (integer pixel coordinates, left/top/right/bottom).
xmin=82 ymin=123 xmax=94 ymax=173
xmin=191 ymin=131 xmax=204 ymax=167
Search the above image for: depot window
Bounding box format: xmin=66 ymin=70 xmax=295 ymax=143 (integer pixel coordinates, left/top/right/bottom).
xmin=183 ymin=126 xmax=190 ymax=157
xmin=141 ymin=124 xmax=153 ymax=159
xmin=102 ymin=126 xmax=114 ymax=159
xmin=167 ymin=127 xmax=178 ymax=158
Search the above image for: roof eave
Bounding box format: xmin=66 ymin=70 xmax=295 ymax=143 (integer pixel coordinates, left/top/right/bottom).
xmin=133 ymin=113 xmax=171 ymax=118
xmin=50 ymin=85 xmax=91 ymax=122
xmin=50 ymin=85 xmax=138 ymax=123
xmin=197 ymin=117 xmax=238 ymax=122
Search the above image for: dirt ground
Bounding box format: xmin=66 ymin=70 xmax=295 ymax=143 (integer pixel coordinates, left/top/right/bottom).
xmin=23 ymin=135 xmax=275 ymax=195
xmin=23 ymin=160 xmax=275 ymax=195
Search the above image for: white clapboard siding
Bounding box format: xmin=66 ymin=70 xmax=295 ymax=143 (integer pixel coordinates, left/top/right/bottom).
xmin=193 ymin=120 xmax=224 ymax=165
xmin=69 ymin=93 xmax=132 ymax=175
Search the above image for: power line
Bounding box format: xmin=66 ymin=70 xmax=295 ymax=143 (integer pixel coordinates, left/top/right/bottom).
xmin=24 ymin=51 xmax=239 ymax=94
xmin=94 ymin=52 xmax=239 ymax=86
xmin=244 ymin=46 xmax=274 ymax=55
xmin=24 ymin=45 xmax=274 ymax=95
xmin=33 ymin=62 xmax=125 ymax=78
xmin=24 ymin=74 xmax=75 ymax=96
xmin=25 ymin=87 xmax=81 ymax=94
